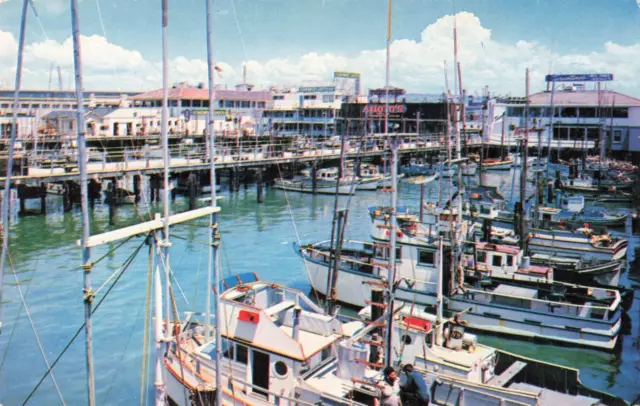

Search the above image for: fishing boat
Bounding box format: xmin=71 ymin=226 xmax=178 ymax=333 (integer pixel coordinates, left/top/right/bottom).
xmin=560 ymin=175 xmax=634 ymax=193
xmin=401 ymin=157 xmax=432 ymax=176
xmin=274 ymin=167 xmax=356 ymax=195
xmin=528 ymin=226 xmax=628 ymax=263
xmin=480 ymin=156 xmax=514 ymax=171
xmin=346 ymin=163 xmax=383 ymax=190
xmin=164 ymin=274 xmax=367 ymax=405
xmin=403 ymin=172 xmax=438 ymax=185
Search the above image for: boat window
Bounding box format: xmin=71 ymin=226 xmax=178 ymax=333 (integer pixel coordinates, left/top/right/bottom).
xmin=274 ymin=361 xmax=288 ymax=377
xmin=236 ymin=344 xmax=248 ymax=364
xmin=477 ymin=252 xmax=487 ymax=263
xmin=507 ymin=255 xmax=514 ymax=266
xmin=492 ymin=255 xmax=503 ymax=267
xmin=401 ymin=335 xmax=412 ymax=345
xmin=418 ymin=250 xmax=434 ymax=266
xmin=222 ymin=339 xmax=234 ymax=359
xmin=321 ymin=346 xmax=332 ymax=361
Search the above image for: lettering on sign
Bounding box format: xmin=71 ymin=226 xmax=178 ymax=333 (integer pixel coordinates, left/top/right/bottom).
xmin=363 ymin=104 xmax=407 ymax=115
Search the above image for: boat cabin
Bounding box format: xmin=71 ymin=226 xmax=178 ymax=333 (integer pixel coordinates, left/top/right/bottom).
xmin=168 ymin=274 xmax=363 ymax=403
xmin=463 ymin=242 xmax=553 ymax=282
xmin=537 ymin=207 xmax=562 ymax=223
xmin=559 ymin=194 xmax=585 ymax=213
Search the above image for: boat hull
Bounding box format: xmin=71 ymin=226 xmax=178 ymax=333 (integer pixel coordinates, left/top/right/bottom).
xmin=273 ymin=180 xmax=354 ymax=195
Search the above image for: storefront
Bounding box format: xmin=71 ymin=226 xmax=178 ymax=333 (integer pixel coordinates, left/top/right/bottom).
xmin=336 ymin=102 xmax=450 ymax=135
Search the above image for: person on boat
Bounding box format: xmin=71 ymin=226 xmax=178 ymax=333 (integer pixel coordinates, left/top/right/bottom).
xmin=375 ymin=366 xmax=402 ymax=406
xmin=400 ymin=364 xmax=429 ymax=406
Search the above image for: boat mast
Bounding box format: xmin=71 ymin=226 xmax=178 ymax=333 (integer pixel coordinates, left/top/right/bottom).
xmin=0 ymin=0 xmax=28 ymax=334
xmin=435 ymin=236 xmax=444 ymax=345
xmin=204 ymin=1 xmax=222 ymax=406
xmin=70 ymin=0 xmax=97 ymax=403
xmin=453 ymin=10 xmax=461 ymax=159
xmin=153 ymin=0 xmax=171 ymax=404
xmin=519 ymin=69 xmax=529 ymax=251
xmin=384 ymin=0 xmax=399 ymax=368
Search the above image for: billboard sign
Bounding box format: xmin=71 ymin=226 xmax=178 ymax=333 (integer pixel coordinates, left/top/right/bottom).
xmin=545 ymin=73 xmax=613 ymax=82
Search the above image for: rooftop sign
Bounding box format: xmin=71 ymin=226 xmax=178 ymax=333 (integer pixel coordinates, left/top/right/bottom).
xmin=334 ymin=71 xmax=361 ymax=79
xmin=545 ymin=73 xmax=613 ymax=82
xmin=298 ymin=86 xmax=335 ymax=93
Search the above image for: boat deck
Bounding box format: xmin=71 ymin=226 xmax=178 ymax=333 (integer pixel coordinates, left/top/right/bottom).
xmin=508 ymin=383 xmax=599 ymax=405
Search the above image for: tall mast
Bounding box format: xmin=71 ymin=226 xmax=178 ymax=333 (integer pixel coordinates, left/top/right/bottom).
xmin=384 ymin=0 xmax=399 ymax=368
xmin=204 ymin=1 xmax=222 ymax=406
xmin=0 ymin=0 xmax=28 ymax=334
xmin=519 ymin=69 xmax=529 ymax=251
xmin=154 ymin=1 xmax=171 ymax=404
xmin=70 ymin=0 xmax=96 ymax=403
xmin=161 ymin=0 xmax=172 ymax=337
xmin=453 ymin=9 xmax=461 ymax=158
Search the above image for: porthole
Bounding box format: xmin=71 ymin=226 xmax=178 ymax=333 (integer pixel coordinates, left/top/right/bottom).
xmin=401 ymin=334 xmax=412 ymax=345
xmin=274 ymin=361 xmax=288 ymax=377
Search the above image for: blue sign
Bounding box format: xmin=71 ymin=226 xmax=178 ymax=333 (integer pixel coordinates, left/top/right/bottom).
xmin=183 ymin=109 xmax=191 ymax=122
xmin=545 ymin=73 xmax=613 ymax=82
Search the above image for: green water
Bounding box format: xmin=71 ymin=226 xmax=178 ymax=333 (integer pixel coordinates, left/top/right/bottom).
xmin=0 ymin=171 xmax=638 ymax=404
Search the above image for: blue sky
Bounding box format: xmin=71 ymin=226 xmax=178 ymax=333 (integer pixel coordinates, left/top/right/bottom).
xmin=0 ymin=0 xmax=639 ymax=94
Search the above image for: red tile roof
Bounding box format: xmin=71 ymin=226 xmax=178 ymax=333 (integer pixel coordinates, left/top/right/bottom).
xmin=528 ymin=90 xmax=640 ymax=107
xmin=132 ymin=87 xmax=272 ymax=102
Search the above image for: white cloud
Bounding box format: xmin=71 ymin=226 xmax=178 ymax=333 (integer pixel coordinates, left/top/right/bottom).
xmin=1 ymin=11 xmax=640 ymax=96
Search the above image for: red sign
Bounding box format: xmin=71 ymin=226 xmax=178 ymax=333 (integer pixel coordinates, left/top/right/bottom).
xmin=363 ymin=104 xmax=407 ymax=115
xmin=238 ymin=310 xmax=260 ymax=324
xmin=403 ymin=316 xmax=431 ymax=332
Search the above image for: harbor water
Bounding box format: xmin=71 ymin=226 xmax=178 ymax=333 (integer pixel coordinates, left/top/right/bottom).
xmin=0 ymin=169 xmax=638 ymax=404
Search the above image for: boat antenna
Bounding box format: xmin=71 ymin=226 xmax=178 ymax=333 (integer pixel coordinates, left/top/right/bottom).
xmin=70 ymin=0 xmax=97 ymax=403
xmin=204 ymin=1 xmax=222 ymax=406
xmin=0 ymin=0 xmax=28 ymax=335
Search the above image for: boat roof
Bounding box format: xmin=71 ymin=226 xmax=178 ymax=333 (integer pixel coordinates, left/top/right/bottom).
xmin=476 ymin=242 xmax=520 ymax=255
xmin=218 ymin=277 xmax=352 ymax=361
xmin=538 ymin=207 xmax=561 ymax=214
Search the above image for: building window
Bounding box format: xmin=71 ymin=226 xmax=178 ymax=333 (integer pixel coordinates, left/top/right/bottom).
xmin=322 ymin=95 xmax=334 ymax=103
xmin=202 ymin=100 xmax=210 ymax=107
xmin=273 ymin=95 xmax=284 ymax=100
xmin=241 ymin=101 xmax=250 ymax=108
xmin=218 ymin=100 xmax=224 ymax=108
xmin=257 ymin=102 xmax=265 ymax=108
xmin=224 ymin=100 xmax=233 ymax=108
xmin=612 ymin=108 xmax=628 ymax=118
xmin=614 ymin=130 xmax=622 ymax=143
xmin=169 ymin=100 xmax=178 ymax=107
xmin=418 ymin=250 xmax=434 ymax=266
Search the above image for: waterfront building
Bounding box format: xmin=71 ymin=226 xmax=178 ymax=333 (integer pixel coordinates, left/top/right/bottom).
xmin=488 ymin=80 xmax=640 ymax=161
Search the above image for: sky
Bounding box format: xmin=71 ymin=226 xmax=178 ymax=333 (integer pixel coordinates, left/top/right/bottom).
xmin=0 ymin=0 xmax=639 ymax=96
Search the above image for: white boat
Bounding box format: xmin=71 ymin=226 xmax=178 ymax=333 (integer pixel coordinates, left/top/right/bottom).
xmin=403 ymin=172 xmax=438 ymax=185
xmin=274 ymin=177 xmax=354 ymax=195
xmin=275 ymin=167 xmax=357 ymax=195
xmin=347 ymin=163 xmax=383 ymax=190
xmin=401 ymin=157 xmax=432 ymax=175
xmin=298 ymin=207 xmax=623 ymax=350
xmin=481 ymin=156 xmax=514 ymax=170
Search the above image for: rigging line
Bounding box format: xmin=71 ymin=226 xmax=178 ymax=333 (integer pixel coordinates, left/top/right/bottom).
xmin=154 ymin=247 xmax=190 ymax=306
xmin=0 ymin=256 xmax=39 ymax=374
xmin=5 ymin=250 xmax=66 ymax=405
xmin=93 ymin=242 xmax=143 ymax=296
xmin=102 ymin=274 xmax=148 ymax=405
xmin=27 ymin=0 xmax=50 ymax=40
xmin=21 ymin=238 xmax=146 ymax=406
xmin=190 ymin=245 xmax=205 ymax=312
xmin=273 ymin=162 xmax=321 ymax=304
xmin=93 ymin=0 xmax=120 ymax=91
xmin=229 ymin=0 xmax=249 ymax=61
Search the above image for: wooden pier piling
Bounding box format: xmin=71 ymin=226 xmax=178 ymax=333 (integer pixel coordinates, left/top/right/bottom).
xmin=256 ymin=169 xmax=264 ymax=203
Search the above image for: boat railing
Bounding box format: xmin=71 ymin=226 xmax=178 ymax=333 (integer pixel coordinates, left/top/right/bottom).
xmin=173 ymin=349 xmax=360 ymax=406
xmin=464 ymin=287 xmax=616 ymax=320
xmin=417 ymin=366 xmax=539 ymax=405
